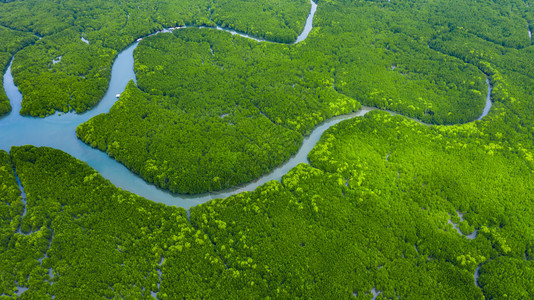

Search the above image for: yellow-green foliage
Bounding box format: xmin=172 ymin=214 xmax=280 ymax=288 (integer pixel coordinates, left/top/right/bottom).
xmin=3 ymin=0 xmax=534 ymax=298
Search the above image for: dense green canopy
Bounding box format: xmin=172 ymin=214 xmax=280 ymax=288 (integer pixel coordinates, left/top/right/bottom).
xmin=3 ymin=106 xmax=534 ymax=298
xmin=0 ymin=0 xmax=310 ymax=117
xmin=1 ymin=0 xmax=534 ymax=298
xmin=0 ymin=26 xmax=37 ymax=116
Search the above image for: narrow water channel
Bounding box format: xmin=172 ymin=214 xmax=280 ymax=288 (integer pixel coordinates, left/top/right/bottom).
xmin=477 ymin=78 xmax=492 ymax=121
xmin=13 ymin=166 xmax=28 ymax=233
xmin=0 ymin=0 xmax=492 ymax=209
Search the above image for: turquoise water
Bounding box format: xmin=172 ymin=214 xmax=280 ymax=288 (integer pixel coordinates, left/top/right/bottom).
xmin=0 ymin=1 xmax=343 ymax=209
xmin=0 ymin=0 xmax=492 ymax=209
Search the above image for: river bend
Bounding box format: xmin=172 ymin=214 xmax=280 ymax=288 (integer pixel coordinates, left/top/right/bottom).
xmin=0 ymin=0 xmax=492 ymax=209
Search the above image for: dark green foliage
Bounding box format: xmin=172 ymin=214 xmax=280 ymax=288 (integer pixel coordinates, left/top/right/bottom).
xmin=3 ymin=0 xmax=533 ymax=117
xmin=0 ymin=0 xmax=307 ymax=45
xmin=8 ymin=146 xmax=224 ymax=299
xmin=478 ymin=257 xmax=534 ymax=299
xmin=429 ymin=28 xmax=534 ymax=130
xmin=12 ymin=29 xmax=117 ymax=117
xmin=0 ymin=26 xmax=38 ymax=116
xmin=3 ymin=0 xmax=534 ymax=298
xmin=6 ymin=82 xmax=534 ymax=298
xmin=311 ymin=110 xmax=534 ymax=254
xmin=9 ymin=117 xmax=534 ymax=298
xmin=78 ymin=13 xmax=492 ymax=194
xmin=0 ymin=150 xmax=51 ymax=298
xmin=209 ymin=0 xmax=310 ymax=42
xmin=189 ymin=111 xmax=534 ymax=298
xmin=311 ymin=2 xmax=489 ymax=125
xmin=191 ymin=163 xmax=485 ymax=299
xmin=0 ymin=0 xmax=310 ymax=116
xmin=77 ymin=80 xmax=304 ymax=194
xmin=424 ymin=0 xmax=532 ymax=49
xmin=0 ymin=151 xmax=19 ymax=205
xmin=77 ymin=28 xmax=360 ymax=194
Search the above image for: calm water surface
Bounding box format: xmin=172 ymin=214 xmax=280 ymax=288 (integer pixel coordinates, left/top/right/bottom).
xmin=0 ymin=0 xmax=492 ymax=209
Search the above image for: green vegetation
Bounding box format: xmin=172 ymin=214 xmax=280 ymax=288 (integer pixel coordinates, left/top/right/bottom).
xmin=11 ymin=29 xmax=117 ymax=116
xmin=2 ymin=0 xmax=534 ymax=298
xmin=429 ymin=28 xmax=534 ymax=131
xmin=424 ymin=0 xmax=532 ymax=49
xmin=5 ymin=146 xmax=218 ymax=299
xmin=2 ymin=0 xmax=534 ymax=117
xmin=479 ymin=257 xmax=534 ymax=298
xmin=0 ymin=0 xmax=310 ymax=116
xmin=0 ymin=26 xmax=38 ymax=116
xmin=209 ymin=0 xmax=310 ymax=42
xmin=312 ymin=1 xmax=490 ymax=124
xmin=0 ymin=149 xmax=52 ymax=298
xmin=77 ymin=28 xmax=360 ymax=194
xmin=0 ymin=0 xmax=307 ymax=44
xmin=78 ymin=0 xmax=508 ymax=194
xmin=6 ymin=104 xmax=534 ymax=298
xmin=77 ymin=81 xmax=304 ymax=194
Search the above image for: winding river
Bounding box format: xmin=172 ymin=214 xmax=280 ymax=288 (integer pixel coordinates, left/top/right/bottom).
xmin=0 ymin=0 xmax=492 ymax=210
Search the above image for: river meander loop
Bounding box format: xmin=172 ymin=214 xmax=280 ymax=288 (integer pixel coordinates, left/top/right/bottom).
xmin=0 ymin=0 xmax=492 ymax=209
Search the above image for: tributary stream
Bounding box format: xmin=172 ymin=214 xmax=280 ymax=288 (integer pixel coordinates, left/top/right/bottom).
xmin=0 ymin=0 xmax=492 ymax=210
